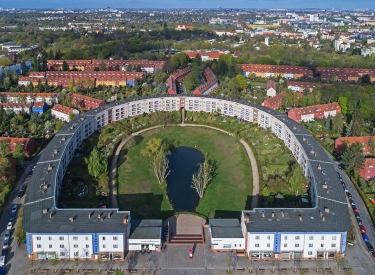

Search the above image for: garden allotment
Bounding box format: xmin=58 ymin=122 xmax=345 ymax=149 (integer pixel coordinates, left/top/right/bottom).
xmin=23 ymin=95 xmax=350 ymax=261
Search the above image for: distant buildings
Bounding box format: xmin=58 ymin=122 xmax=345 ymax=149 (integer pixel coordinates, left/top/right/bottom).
xmin=266 ymin=80 xmax=277 ymax=97
xmin=167 ymin=67 xmax=192 ymax=95
xmin=31 ymin=102 xmax=49 ymax=114
xmin=70 ymin=93 xmax=106 ymax=110
xmin=184 ymin=51 xmax=226 ymax=61
xmin=262 ymin=92 xmax=286 ymax=110
xmin=240 ymin=64 xmax=313 ymax=79
xmin=315 ymin=67 xmax=375 ymax=82
xmin=192 ymin=68 xmax=218 ymax=95
xmin=360 ymin=159 xmax=375 ymax=180
xmin=0 ymin=92 xmax=59 ymax=105
xmin=0 ymin=102 xmax=32 ymax=114
xmin=175 ymin=24 xmax=194 ymax=31
xmin=0 ymin=42 xmax=38 ymax=54
xmin=287 ymin=82 xmax=331 ymax=93
xmin=51 ymin=104 xmax=80 ymax=122
xmin=288 ymin=102 xmax=341 ymax=123
xmin=0 ymin=137 xmax=35 ymax=156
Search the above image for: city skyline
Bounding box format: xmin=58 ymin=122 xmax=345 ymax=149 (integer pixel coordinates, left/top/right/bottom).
xmin=2 ymin=0 xmax=375 ymax=9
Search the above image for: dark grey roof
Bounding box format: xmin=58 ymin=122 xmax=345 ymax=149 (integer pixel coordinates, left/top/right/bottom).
xmin=129 ymin=219 xmax=162 ymax=239
xmin=209 ymin=219 xmax=243 ymax=239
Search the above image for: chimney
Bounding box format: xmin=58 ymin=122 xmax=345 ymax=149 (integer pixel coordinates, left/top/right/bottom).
xmin=245 ymin=214 xmax=250 ymax=223
xmin=108 ymin=212 xmax=111 ymax=219
xmin=272 ymin=211 xmax=275 ymax=218
xmin=322 ymin=215 xmax=326 ymax=221
xmin=281 ymin=210 xmax=284 ymax=217
xmin=50 ymin=212 xmax=54 ymax=219
xmin=317 ymin=164 xmax=321 ymax=170
xmin=324 ymin=207 xmax=330 ymax=213
xmin=123 ymin=217 xmax=128 ymax=224
xmin=69 ymin=217 xmax=75 ymax=222
xmin=261 ymin=212 xmax=265 ymax=218
xmin=89 ymin=211 xmax=93 ymax=219
xmin=98 ymin=213 xmax=101 ymax=218
xmin=299 ymin=215 xmax=302 ymax=221
xmin=42 ymin=208 xmax=48 ymax=214
xmin=101 ymin=217 xmax=104 ymax=222
xmin=320 ymin=211 xmax=323 ymax=217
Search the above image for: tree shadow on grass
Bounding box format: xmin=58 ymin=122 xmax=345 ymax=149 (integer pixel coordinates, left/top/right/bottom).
xmin=118 ymin=193 xmax=174 ymax=220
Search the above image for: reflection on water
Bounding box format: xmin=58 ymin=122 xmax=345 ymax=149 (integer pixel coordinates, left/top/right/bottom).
xmin=166 ymin=146 xmax=204 ymax=212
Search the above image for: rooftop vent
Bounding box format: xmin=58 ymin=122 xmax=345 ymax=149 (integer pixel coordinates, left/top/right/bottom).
xmin=281 ymin=210 xmax=284 ymax=217
xmin=88 ymin=211 xmax=94 ymax=219
xmin=324 ymin=207 xmax=330 ymax=213
xmin=47 ymin=164 xmax=53 ymax=171
xmin=322 ymin=182 xmax=327 ymax=189
xmin=108 ymin=212 xmax=112 ymax=219
xmin=299 ymin=214 xmax=302 ymax=221
xmin=50 ymin=211 xmax=55 ymax=219
xmin=322 ymin=215 xmax=326 ymax=221
xmin=317 ymin=164 xmax=321 ymax=170
xmin=261 ymin=211 xmax=265 ymax=218
xmin=123 ymin=217 xmax=128 ymax=224
xmin=98 ymin=213 xmax=102 ymax=218
xmin=69 ymin=217 xmax=75 ymax=222
xmin=42 ymin=208 xmax=49 ymax=214
xmin=245 ymin=214 xmax=250 ymax=223
xmin=272 ymin=211 xmax=275 ymax=218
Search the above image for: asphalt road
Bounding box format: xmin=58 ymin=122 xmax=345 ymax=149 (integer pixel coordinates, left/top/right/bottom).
xmin=322 ymin=150 xmax=375 ymax=275
xmin=0 ymin=154 xmax=41 ymax=274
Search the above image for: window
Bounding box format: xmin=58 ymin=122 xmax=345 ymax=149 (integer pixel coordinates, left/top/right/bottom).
xmin=102 ymin=237 xmax=106 ymax=240
xmin=255 ymin=236 xmax=260 ymax=240
xmin=255 ymin=244 xmax=259 ymax=247
xmin=113 ymin=237 xmax=118 ymax=241
xmin=295 ymin=244 xmax=299 ymax=248
xmin=73 ymin=237 xmax=78 ymax=241
xmin=321 ymin=236 xmax=324 ymax=240
xmin=332 ymin=236 xmax=337 ymax=240
xmin=59 ymin=237 xmax=64 ymax=241
xmin=331 ymin=244 xmax=336 ymax=248
xmin=113 ymin=244 xmax=118 ymax=248
xmin=86 ymin=245 xmax=89 ymax=248
xmin=74 ymin=244 xmax=78 ymax=248
xmin=60 ymin=244 xmax=64 ymax=248
xmin=37 ymin=244 xmax=42 ymax=248
xmin=321 ymin=244 xmax=324 ymax=248
xmin=74 ymin=252 xmax=78 ymax=257
xmin=284 ymin=236 xmax=287 ymax=240
xmin=309 ymin=244 xmax=313 ymax=247
xmin=267 ymin=236 xmax=271 ymax=240
xmin=103 ymin=245 xmax=106 ymax=248
xmin=295 ymin=236 xmax=299 ymax=240
xmin=49 ymin=245 xmax=52 ymax=248
xmin=36 ymin=237 xmax=41 ymax=240
xmin=308 ymin=251 xmax=313 ymax=256
xmin=267 ymin=243 xmax=270 ymax=247
xmin=309 ymin=236 xmax=313 ymax=240
xmin=49 ymin=237 xmax=52 ymax=241
xmin=284 ymin=244 xmax=287 ymax=247
xmin=85 ymin=237 xmax=89 ymax=241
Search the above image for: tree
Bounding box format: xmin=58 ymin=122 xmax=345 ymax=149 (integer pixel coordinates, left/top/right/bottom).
xmin=74 ymin=251 xmax=80 ymax=272
xmin=345 ymin=120 xmax=353 ymax=137
xmin=51 ymin=253 xmax=59 ymax=273
xmin=150 ymin=149 xmax=170 ymax=187
xmin=44 ymin=120 xmax=53 ymax=132
xmin=341 ymin=142 xmax=365 ymax=174
xmin=331 ymin=114 xmax=344 ymax=135
xmin=351 ymin=109 xmax=362 ymax=136
xmin=191 ymin=159 xmax=214 ymax=198
xmin=153 ymin=70 xmax=168 ymax=85
xmin=338 ymin=97 xmax=348 ymax=115
xmin=156 ymin=83 xmax=168 ymax=94
xmin=62 ymin=60 xmax=69 ymax=71
xmin=0 ymin=158 xmax=14 ymax=183
xmin=0 ymin=141 xmax=10 ymax=158
xmin=55 ymin=120 xmax=65 ymax=131
xmin=96 ymin=255 xmax=103 ymax=272
xmin=262 ymin=186 xmax=270 ymax=197
xmin=114 ymin=64 xmax=120 ymax=71
xmin=141 ymin=138 xmax=165 ymax=157
xmin=228 ymin=77 xmax=241 ymax=99
xmin=13 ymin=144 xmax=24 ymax=166
xmin=99 ymin=61 xmax=106 ymax=71
xmin=69 ymin=112 xmax=76 ymax=121
xmin=370 ymin=137 xmax=375 ymax=157
xmin=236 ymin=74 xmax=247 ymax=90
xmin=85 ymin=146 xmax=107 ymax=178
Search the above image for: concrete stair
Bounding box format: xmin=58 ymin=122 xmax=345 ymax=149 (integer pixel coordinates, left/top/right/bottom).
xmin=169 ymin=234 xmax=204 ymax=246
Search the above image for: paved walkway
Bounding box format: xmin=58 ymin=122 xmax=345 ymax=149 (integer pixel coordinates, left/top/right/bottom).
xmin=109 ymin=123 xmax=260 ymax=211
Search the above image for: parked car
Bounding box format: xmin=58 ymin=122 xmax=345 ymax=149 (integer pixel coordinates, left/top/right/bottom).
xmin=372 ymin=251 xmax=375 ymax=258
xmin=0 ymin=256 xmax=4 ymax=267
xmin=347 ymin=192 xmax=352 ymax=199
xmin=0 ymin=266 xmax=4 ymax=275
xmin=366 ymin=243 xmax=374 ymax=253
xmin=1 ymin=250 xmax=6 ymax=257
xmin=360 ymin=225 xmax=367 ymax=234
xmin=358 ymin=220 xmax=363 ymax=226
xmin=18 ymin=186 xmax=27 ymax=198
xmin=11 ymin=205 xmax=18 ymax=213
xmin=353 ymin=207 xmax=359 ymax=213
xmin=355 ymin=212 xmax=361 ymax=219
xmin=6 ymin=222 xmax=12 ymax=230
xmin=4 ymin=231 xmax=10 ymax=242
xmin=2 ymin=240 xmax=8 ymax=250
xmin=9 ymin=212 xmax=15 ymax=221
xmin=351 ymin=205 xmax=357 ymax=210
xmin=343 ymin=186 xmax=349 ymax=193
xmin=362 ymin=234 xmax=370 ymax=243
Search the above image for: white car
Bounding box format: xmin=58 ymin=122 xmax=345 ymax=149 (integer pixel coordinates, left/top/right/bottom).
xmin=0 ymin=255 xmax=4 ymax=266
xmin=2 ymin=240 xmax=8 ymax=250
xmin=6 ymin=222 xmax=12 ymax=230
xmin=4 ymin=231 xmax=10 ymax=242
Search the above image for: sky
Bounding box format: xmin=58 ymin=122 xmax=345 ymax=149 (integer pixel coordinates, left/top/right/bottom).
xmin=2 ymin=0 xmax=375 ymax=9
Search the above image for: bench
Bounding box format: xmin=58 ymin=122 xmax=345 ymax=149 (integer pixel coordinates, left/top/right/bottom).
xmin=64 ymin=270 xmax=71 ymax=273
xmin=128 ymin=269 xmax=138 ymax=273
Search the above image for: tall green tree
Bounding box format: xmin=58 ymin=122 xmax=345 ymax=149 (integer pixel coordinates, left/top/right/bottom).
xmin=331 ymin=114 xmax=344 ymax=135
xmin=351 ymin=109 xmax=363 ymax=136
xmin=338 ymin=97 xmax=348 ymax=115
xmin=341 ymin=142 xmax=365 ymax=174
xmin=13 ymin=144 xmax=25 ymax=166
xmin=85 ymin=146 xmax=107 ymax=178
xmin=62 ymin=60 xmax=69 ymax=71
xmin=0 ymin=141 xmax=10 ymax=158
xmin=235 ymin=74 xmax=247 ymax=90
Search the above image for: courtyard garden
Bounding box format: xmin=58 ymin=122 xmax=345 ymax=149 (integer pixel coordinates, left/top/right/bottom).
xmin=116 ymin=126 xmax=253 ymax=219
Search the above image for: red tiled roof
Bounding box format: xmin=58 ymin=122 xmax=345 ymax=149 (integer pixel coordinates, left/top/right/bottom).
xmin=52 ymin=104 xmax=75 ymax=115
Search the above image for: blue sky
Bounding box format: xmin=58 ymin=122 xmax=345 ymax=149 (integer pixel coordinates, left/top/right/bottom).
xmin=2 ymin=0 xmax=375 ymax=9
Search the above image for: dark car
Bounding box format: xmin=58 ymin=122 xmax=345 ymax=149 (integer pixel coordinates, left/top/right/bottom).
xmin=366 ymin=243 xmax=374 ymax=253
xmin=1 ymin=249 xmax=6 ymax=257
xmin=347 ymin=192 xmax=352 ymax=199
xmin=372 ymin=251 xmax=375 ymax=258
xmin=355 ymin=212 xmax=361 ymax=219
xmin=362 ymin=234 xmax=370 ymax=243
xmin=9 ymin=212 xmax=15 ymax=221
xmin=18 ymin=186 xmax=27 ymax=198
xmin=0 ymin=266 xmax=4 ymax=275
xmin=360 ymin=225 xmax=367 ymax=234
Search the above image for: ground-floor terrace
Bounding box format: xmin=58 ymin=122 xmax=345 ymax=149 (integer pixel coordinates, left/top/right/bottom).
xmin=248 ymin=250 xmax=337 ymax=260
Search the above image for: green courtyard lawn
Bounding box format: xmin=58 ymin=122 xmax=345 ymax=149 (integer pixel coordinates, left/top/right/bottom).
xmin=117 ymin=126 xmax=253 ymax=220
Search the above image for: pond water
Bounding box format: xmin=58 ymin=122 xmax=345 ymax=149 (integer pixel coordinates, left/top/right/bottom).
xmin=166 ymin=146 xmax=204 ymax=212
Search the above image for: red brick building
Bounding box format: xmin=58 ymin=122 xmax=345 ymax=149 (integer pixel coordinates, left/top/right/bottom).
xmin=192 ymin=67 xmax=218 ymax=95
xmin=240 ymin=64 xmax=313 ymax=79
xmin=334 ymin=136 xmax=375 ymax=155
xmin=167 ymin=67 xmax=192 ymax=95
xmin=0 ymin=137 xmax=35 ymax=156
xmin=262 ymin=92 xmax=286 ymax=110
xmin=360 ymin=159 xmax=375 ymax=181
xmin=287 ymin=102 xmax=341 ymax=123
xmin=70 ymin=93 xmax=106 ymax=110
